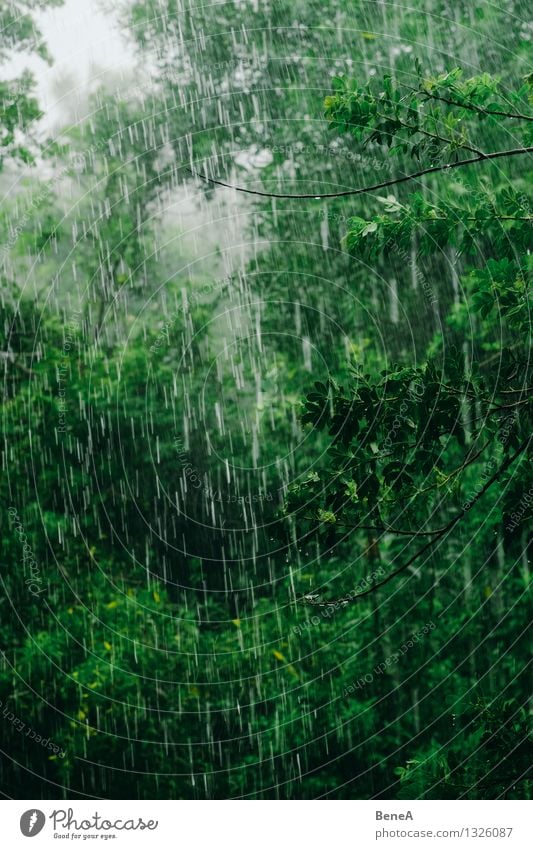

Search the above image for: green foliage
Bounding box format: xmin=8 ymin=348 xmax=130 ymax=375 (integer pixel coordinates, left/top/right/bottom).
xmin=0 ymin=1 xmax=65 ymax=168
xmin=325 ymin=66 xmax=532 ymax=163
xmin=1 ymin=1 xmax=531 ymax=803
xmin=396 ymin=699 xmax=532 ymax=799
xmin=344 ymin=191 xmax=532 ymax=260
xmin=287 ymin=59 xmax=532 ymax=798
xmin=0 ymin=72 xmax=42 ymax=167
xmin=0 ymin=1 xmax=64 ymax=63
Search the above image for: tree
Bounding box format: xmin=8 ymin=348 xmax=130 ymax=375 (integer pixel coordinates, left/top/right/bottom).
xmin=286 ymin=66 xmax=532 ymax=608
xmin=2 ymin=2 xmax=531 ymax=802
xmin=0 ymin=1 xmax=65 ymax=168
xmin=281 ymin=63 xmax=532 ymax=799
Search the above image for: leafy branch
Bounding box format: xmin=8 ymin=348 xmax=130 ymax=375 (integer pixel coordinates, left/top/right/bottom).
xmin=187 ymin=146 xmax=533 ymax=201
xmin=300 ymin=436 xmax=530 ymax=607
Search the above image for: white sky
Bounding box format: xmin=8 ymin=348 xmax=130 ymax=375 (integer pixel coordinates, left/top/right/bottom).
xmin=5 ymin=0 xmax=136 ymax=127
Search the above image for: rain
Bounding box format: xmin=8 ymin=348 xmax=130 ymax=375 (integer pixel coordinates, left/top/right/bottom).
xmin=1 ymin=0 xmax=532 ymax=804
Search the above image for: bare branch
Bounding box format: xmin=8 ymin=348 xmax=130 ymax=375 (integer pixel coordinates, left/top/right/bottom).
xmin=187 ymin=146 xmax=533 ymax=201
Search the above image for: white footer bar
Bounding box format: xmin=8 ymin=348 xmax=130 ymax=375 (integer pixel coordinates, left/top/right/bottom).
xmin=2 ymin=800 xmax=530 ymax=848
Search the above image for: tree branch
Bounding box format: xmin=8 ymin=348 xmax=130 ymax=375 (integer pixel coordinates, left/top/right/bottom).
xmin=385 ymin=112 xmax=485 ymax=158
xmin=187 ymin=146 xmax=533 ymax=201
xmin=415 ymin=87 xmax=533 ymax=122
xmin=301 ymin=439 xmax=490 ymax=536
xmin=300 ymin=436 xmax=530 ymax=607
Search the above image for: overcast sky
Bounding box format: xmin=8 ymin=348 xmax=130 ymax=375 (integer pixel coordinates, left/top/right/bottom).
xmin=6 ymin=0 xmax=136 ymax=127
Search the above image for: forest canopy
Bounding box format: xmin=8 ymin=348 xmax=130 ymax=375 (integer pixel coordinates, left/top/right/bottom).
xmin=0 ymin=0 xmax=531 ymax=801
